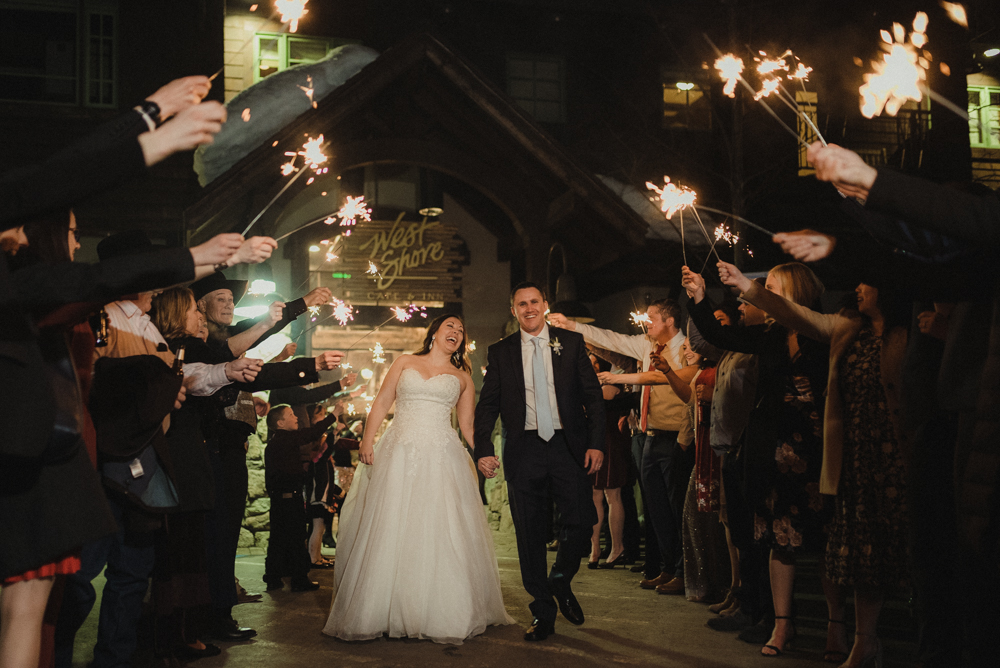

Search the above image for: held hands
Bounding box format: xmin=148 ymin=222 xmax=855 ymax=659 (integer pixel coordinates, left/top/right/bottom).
xmin=680 ymin=266 xmax=706 ymax=302
xmin=772 ymin=230 xmax=836 ymax=263
xmin=232 ymin=236 xmax=278 ymax=265
xmin=546 ymin=312 xmax=574 ymax=330
xmin=138 ymin=101 xmax=227 ymax=166
xmin=716 ymin=260 xmax=752 ymax=293
xmin=584 ymin=449 xmax=604 ymax=475
xmin=146 ymin=76 xmax=212 ymax=120
xmin=190 ymin=233 xmax=244 ymax=267
xmin=226 ymin=357 xmax=263 ymax=382
xmin=806 ymin=142 xmax=878 ymax=200
xmin=304 ymin=287 xmax=334 ymax=308
xmin=477 ymin=456 xmax=501 ymax=479
xmin=315 ymin=350 xmax=345 ymax=371
xmin=341 ymin=371 xmax=359 ymax=388
xmin=359 ymin=441 xmax=374 ymax=465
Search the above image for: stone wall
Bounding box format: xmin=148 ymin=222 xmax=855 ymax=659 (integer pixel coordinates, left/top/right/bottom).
xmin=240 ymin=431 xmax=271 ymax=550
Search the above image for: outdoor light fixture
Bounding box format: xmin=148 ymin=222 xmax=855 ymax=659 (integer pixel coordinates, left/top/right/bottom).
xmin=985 ymin=48 xmax=1000 ymax=57
xmin=546 ymin=243 xmax=594 ymax=323
xmin=309 ymin=245 xmax=320 ymax=252
xmin=418 ymin=207 xmax=443 ymax=217
xmin=676 ymin=82 xmax=695 ymax=90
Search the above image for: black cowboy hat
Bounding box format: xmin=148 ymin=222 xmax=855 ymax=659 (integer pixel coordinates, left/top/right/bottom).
xmin=190 ymin=271 xmax=248 ymax=304
xmin=97 ymin=230 xmax=156 ymax=261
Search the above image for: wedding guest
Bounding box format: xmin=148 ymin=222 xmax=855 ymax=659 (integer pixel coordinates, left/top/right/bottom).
xmin=717 ymin=259 xmax=911 ymax=667
xmin=684 ymin=263 xmax=832 ymax=657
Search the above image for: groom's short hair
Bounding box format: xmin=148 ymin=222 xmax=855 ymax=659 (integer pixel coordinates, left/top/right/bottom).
xmin=510 ymin=281 xmax=547 ymax=305
xmin=650 ymin=298 xmax=682 ymax=326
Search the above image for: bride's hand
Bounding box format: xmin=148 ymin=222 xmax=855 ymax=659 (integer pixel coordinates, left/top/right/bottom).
xmin=359 ymin=442 xmax=374 ymax=466
xmin=477 ymin=456 xmax=500 ymax=479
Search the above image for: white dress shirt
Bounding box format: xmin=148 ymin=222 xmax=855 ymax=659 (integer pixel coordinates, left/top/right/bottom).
xmin=520 ymin=324 xmax=563 ymax=431
xmin=95 ymin=300 xmax=231 ymax=397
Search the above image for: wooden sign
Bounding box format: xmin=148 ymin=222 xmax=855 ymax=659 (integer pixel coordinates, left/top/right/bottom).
xmin=312 ymin=213 xmax=468 ymax=305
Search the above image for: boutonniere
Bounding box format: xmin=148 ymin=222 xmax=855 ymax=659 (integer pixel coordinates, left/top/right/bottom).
xmin=548 ymin=337 xmax=563 ymax=356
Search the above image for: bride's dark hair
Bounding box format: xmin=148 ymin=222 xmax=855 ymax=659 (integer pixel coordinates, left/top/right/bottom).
xmin=414 ymin=313 xmax=471 ymax=373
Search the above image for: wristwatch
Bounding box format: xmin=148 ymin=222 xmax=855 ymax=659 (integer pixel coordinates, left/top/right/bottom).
xmin=133 ymin=100 xmax=163 ymax=131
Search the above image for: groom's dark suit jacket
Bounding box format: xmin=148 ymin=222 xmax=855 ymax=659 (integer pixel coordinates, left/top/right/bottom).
xmin=474 ymin=328 xmax=605 ymax=484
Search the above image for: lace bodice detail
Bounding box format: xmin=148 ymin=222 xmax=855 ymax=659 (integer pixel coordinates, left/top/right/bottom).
xmin=393 ymin=368 xmax=460 ymax=418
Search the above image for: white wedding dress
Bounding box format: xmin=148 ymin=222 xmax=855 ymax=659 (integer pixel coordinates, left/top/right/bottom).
xmin=322 ymin=368 xmax=514 ymax=644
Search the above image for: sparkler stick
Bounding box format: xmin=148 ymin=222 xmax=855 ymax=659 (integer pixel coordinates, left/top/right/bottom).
xmin=678 ymin=209 xmax=688 ymax=268
xmin=345 ymin=316 xmax=397 ymax=350
xmin=273 ymin=213 xmax=334 ymax=241
xmin=694 ymin=205 xmax=776 ymax=237
xmin=689 ymin=207 xmax=723 ymax=265
xmin=241 ymin=167 xmax=308 ymax=236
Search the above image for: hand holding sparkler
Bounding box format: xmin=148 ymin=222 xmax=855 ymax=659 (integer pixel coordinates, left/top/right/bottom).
xmin=681 ymin=266 xmax=706 ymax=303
xmin=264 ymin=301 xmax=286 ymax=328
xmin=716 ymin=261 xmax=753 ymax=293
xmin=268 ymin=342 xmax=297 ymax=363
xmin=649 ymin=350 xmax=671 ymax=374
xmin=138 ymin=101 xmax=227 ymax=166
xmin=807 ymin=142 xmax=878 ymax=199
xmin=303 ymin=286 xmax=334 ymax=307
xmin=315 ymin=350 xmax=345 ymax=371
xmin=772 ymin=230 xmax=837 ymax=263
xmin=146 ymin=76 xmax=212 ymax=120
xmin=225 ymin=357 xmax=263 ymax=383
xmin=341 ymin=371 xmax=359 ymax=388
xmin=231 ymin=236 xmax=278 ymax=265
xmin=189 ymin=233 xmax=245 ymax=268
xmin=546 ymin=312 xmax=575 ymax=330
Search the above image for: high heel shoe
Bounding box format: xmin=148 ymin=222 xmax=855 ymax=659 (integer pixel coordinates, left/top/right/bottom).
xmin=823 ymin=618 xmax=849 ymax=664
xmin=598 ymin=553 xmax=627 ymax=569
xmin=761 ymin=616 xmax=796 ymax=657
xmin=587 ymin=560 xmax=601 ymax=570
xmin=840 ymin=635 xmax=882 ymax=668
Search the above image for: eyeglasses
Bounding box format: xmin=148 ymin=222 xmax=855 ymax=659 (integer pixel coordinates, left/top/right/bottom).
xmin=69 ymin=228 xmax=81 ymax=242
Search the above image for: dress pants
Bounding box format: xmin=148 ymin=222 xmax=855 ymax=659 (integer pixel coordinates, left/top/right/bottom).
xmin=53 ymin=493 xmax=156 ymax=668
xmin=507 ymin=430 xmax=596 ymax=624
xmin=721 ymin=448 xmax=771 ymax=622
xmin=640 ymin=431 xmax=694 ymax=578
xmin=204 ymin=441 xmax=248 ymax=617
xmin=631 ymin=433 xmax=660 ymax=577
xmin=264 ymin=493 xmax=310 ymax=582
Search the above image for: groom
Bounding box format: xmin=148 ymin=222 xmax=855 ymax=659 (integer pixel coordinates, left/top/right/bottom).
xmin=475 ymin=282 xmax=605 ymax=641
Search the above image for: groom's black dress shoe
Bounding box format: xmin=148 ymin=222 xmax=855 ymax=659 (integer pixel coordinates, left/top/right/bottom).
xmin=524 ymin=618 xmax=555 ymax=641
xmin=555 ymin=591 xmax=585 ymax=625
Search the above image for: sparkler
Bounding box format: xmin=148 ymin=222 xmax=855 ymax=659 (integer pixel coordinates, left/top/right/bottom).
xmin=694 ymin=205 xmax=776 ymax=237
xmin=859 ymin=13 xmax=929 ymax=118
xmin=209 ymin=2 xmax=303 ymax=81
xmin=298 ymin=75 xmax=317 ymax=109
xmin=940 ymin=2 xmax=968 ymax=27
xmin=275 ymin=0 xmax=308 ymax=32
xmin=715 ymin=223 xmax=740 ymax=246
xmin=335 ymin=196 xmax=372 ymax=237
xmin=242 ymin=135 xmax=329 ymax=236
xmin=646 ymin=176 xmax=697 ymax=220
xmin=307 ymin=305 xmax=321 ymax=321
xmin=370 ymin=342 xmax=386 ymax=364
xmin=366 ymin=261 xmax=380 ymax=277
xmin=344 ymin=304 xmax=428 ymax=351
xmin=467 ymin=341 xmax=477 ymax=353
xmin=715 ymin=55 xmax=744 ymax=98
xmin=630 ymin=311 xmax=652 ymax=328
xmin=331 ymin=298 xmax=354 ymax=326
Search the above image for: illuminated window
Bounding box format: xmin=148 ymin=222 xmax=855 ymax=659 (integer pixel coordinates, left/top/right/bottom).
xmin=506 ymin=54 xmax=566 ymax=123
xmin=253 ymin=33 xmax=347 ymax=82
xmin=662 ymin=81 xmax=710 ymax=131
xmin=969 ymin=86 xmax=1000 ymax=148
xmin=0 ymin=1 xmax=116 ymax=107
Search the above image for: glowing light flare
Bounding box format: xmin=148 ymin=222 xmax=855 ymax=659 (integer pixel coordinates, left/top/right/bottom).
xmin=307 ymin=304 xmax=321 ymax=322
xmin=940 ymin=2 xmax=968 ymax=28
xmin=331 ymin=298 xmax=354 ymax=326
xmin=753 ymin=78 xmax=781 ymax=101
xmin=630 ymin=311 xmax=652 ymax=328
xmin=336 ymin=196 xmax=372 ymax=237
xmin=788 ymin=62 xmax=813 ymax=80
xmin=714 ymin=223 xmax=740 ymax=246
xmin=280 ymin=161 xmax=296 ymax=176
xmin=298 ymin=75 xmax=317 ymax=109
xmin=390 ymin=306 xmax=411 ymax=322
xmin=299 ymin=134 xmax=327 ymax=171
xmin=366 ymin=261 xmax=380 ymax=278
xmin=859 ymin=13 xmax=929 ymax=118
xmin=646 ymin=176 xmax=697 ymax=220
xmin=275 ymin=0 xmax=309 ymax=33
xmin=755 ymin=50 xmax=792 ymax=76
xmin=371 ymin=342 xmax=386 ymax=365
xmin=322 ymin=216 xmax=337 ymax=226
xmin=467 ymin=341 xmax=477 ymax=353
xmin=714 ymin=54 xmax=744 ymax=98
xmin=390 ymin=303 xmax=427 ymax=323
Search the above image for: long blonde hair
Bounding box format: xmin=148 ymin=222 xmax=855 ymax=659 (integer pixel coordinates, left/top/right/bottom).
xmin=152 ymin=287 xmax=196 ymax=341
xmin=767 ymin=262 xmax=824 ymax=310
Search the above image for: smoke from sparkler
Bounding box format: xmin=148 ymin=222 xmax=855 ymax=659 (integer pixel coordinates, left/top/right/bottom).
xmin=859 ymin=13 xmax=929 ymax=118
xmin=646 ymin=176 xmax=697 ymax=220
xmin=715 ymin=55 xmax=744 ymax=98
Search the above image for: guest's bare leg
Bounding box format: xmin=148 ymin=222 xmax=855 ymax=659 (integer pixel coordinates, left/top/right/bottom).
xmin=843 ymin=588 xmax=883 ymax=667
xmin=603 ymin=488 xmax=624 ymax=561
xmin=761 ymin=550 xmax=796 ymax=656
xmin=821 ymin=575 xmax=850 ymax=661
xmin=308 ymin=517 xmax=326 ymax=564
xmin=589 ymin=489 xmax=605 ymax=562
xmin=0 ymin=577 xmax=55 ymax=668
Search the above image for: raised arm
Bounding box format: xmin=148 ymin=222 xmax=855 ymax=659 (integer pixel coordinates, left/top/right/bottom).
xmin=357 ymin=356 xmax=407 ymax=466
xmin=548 ymin=313 xmax=648 ymax=361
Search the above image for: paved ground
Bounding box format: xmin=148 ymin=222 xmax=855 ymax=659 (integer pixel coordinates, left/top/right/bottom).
xmin=71 ymin=528 xmax=919 ymax=667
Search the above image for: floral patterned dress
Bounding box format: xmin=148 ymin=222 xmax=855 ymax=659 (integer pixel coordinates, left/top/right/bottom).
xmin=825 ymin=325 xmax=908 ymax=588
xmin=754 ymin=344 xmax=829 ymax=553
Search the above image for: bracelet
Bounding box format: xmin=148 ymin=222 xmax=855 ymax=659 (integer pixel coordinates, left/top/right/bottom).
xmin=213 ymin=261 xmax=229 ymax=273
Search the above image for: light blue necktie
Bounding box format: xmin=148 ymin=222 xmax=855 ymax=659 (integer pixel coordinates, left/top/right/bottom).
xmin=532 ymin=337 xmax=555 ymax=441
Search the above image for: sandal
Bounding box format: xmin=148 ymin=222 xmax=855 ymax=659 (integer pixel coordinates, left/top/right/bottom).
xmin=823 ymin=618 xmax=849 ymax=663
xmin=761 ymin=615 xmax=796 ymax=657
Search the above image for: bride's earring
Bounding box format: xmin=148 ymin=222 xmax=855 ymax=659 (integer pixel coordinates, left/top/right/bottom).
xmin=429 ymin=337 xmax=435 ymax=350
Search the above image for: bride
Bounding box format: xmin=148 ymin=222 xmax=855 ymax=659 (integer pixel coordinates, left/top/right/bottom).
xmin=322 ymin=314 xmax=514 ymax=644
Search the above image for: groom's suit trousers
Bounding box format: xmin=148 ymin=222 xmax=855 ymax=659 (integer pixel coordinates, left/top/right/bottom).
xmin=507 ymin=430 xmax=597 ymax=624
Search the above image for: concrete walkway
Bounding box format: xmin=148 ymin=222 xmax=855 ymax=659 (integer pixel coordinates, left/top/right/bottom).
xmin=72 ymin=528 xmax=919 ymax=667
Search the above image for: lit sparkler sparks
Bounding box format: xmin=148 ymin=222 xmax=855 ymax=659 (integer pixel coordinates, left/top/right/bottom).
xmin=630 ymin=311 xmax=652 ymax=328
xmin=241 ymin=108 xmax=251 ymax=122
xmin=714 ymin=223 xmax=740 ymax=246
xmin=340 ymin=362 xmax=352 ymax=370
xmin=646 ymin=176 xmax=697 ymax=220
xmin=859 ymin=12 xmax=929 ymax=118
xmin=391 ymin=303 xmax=427 ymax=323
xmin=331 ymin=298 xmax=354 ymax=326
xmin=756 ymin=49 xmax=792 ymax=76
xmin=940 ymin=2 xmax=968 ymax=27
xmin=307 ymin=305 xmax=321 ymax=321
xmin=371 ymin=342 xmax=386 ymax=364
xmin=467 ymin=341 xmax=477 ymax=353
xmin=366 ymin=261 xmax=380 ymax=279
xmin=335 ymin=195 xmax=371 ymax=236
xmin=788 ymin=62 xmax=813 ymax=80
xmin=298 ymin=75 xmax=317 ymax=109
xmin=275 ymin=0 xmax=309 ymax=33
xmin=754 ymin=78 xmax=782 ymax=101
xmin=715 ymin=54 xmax=744 ymax=98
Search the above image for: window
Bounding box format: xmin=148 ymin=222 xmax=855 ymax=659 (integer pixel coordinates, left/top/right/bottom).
xmin=796 ymin=91 xmax=819 ymax=176
xmin=969 ymin=86 xmax=1000 ymax=148
xmin=662 ymin=80 xmax=710 ymax=131
xmin=506 ymin=54 xmax=565 ymax=123
xmin=0 ymin=1 xmax=116 ymax=106
xmin=253 ymin=33 xmax=345 ymax=82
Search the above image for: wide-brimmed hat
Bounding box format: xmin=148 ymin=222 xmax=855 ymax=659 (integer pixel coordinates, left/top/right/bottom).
xmin=190 ymin=271 xmax=248 ymax=304
xmin=97 ymin=230 xmax=155 ymax=261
